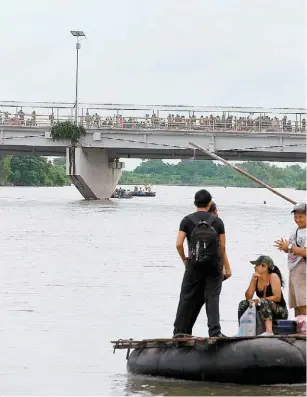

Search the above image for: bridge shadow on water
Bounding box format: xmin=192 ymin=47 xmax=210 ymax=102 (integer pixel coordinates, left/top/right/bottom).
xmin=123 ymin=374 xmax=306 ymax=396
xmin=71 ymin=198 xmax=118 ymax=208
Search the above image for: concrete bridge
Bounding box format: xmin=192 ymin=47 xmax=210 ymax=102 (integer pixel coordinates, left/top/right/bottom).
xmin=0 ymin=101 xmax=306 ymax=199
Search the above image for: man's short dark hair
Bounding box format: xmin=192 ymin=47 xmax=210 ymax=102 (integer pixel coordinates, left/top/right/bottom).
xmin=208 ymin=202 xmax=217 ymax=213
xmin=194 ymin=189 xmax=212 ymax=208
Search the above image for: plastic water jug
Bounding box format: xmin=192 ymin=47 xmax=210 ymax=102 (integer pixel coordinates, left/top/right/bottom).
xmin=238 ymin=302 xmax=256 ymax=337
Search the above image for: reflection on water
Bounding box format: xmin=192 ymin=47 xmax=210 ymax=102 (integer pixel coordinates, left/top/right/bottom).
xmin=125 ymin=374 xmax=306 ymax=396
xmin=0 ymin=186 xmax=306 ymax=396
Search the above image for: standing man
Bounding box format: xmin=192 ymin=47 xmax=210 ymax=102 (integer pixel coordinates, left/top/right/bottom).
xmin=173 ymin=189 xmax=232 ymax=337
xmin=274 ymin=202 xmax=306 ymax=316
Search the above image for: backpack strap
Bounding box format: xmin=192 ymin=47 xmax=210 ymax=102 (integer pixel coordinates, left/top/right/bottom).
xmin=187 ymin=213 xmax=215 ymax=227
xmin=295 ymin=228 xmax=299 ymax=246
xmin=187 ymin=214 xmax=200 ymax=227
xmin=206 ymin=214 xmax=215 ymax=227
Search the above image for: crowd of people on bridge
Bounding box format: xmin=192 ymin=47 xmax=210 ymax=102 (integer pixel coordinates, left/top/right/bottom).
xmin=0 ymin=108 xmax=306 ymax=133
xmin=74 ymin=111 xmax=307 ymax=133
xmin=0 ymin=109 xmax=55 ymax=127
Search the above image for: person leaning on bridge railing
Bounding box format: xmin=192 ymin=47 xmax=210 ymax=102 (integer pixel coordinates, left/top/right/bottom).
xmin=0 ymin=106 xmax=306 ymax=132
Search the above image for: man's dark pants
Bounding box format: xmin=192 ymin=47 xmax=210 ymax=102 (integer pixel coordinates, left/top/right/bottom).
xmin=173 ymin=263 xmax=222 ymax=337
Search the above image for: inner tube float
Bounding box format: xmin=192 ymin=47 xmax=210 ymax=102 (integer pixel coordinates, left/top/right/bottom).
xmin=127 ymin=336 xmax=306 ymax=385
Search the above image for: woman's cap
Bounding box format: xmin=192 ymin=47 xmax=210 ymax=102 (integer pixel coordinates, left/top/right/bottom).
xmin=291 ymin=202 xmax=306 ymax=214
xmin=250 ymin=255 xmax=275 ymax=270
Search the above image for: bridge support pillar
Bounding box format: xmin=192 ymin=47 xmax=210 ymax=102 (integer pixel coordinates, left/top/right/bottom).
xmin=66 ymin=147 xmax=124 ymax=199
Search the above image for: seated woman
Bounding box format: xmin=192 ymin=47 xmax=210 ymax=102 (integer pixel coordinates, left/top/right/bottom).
xmin=238 ymin=255 xmax=288 ymax=336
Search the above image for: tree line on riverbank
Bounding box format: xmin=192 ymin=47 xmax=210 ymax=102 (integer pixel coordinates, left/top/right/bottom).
xmin=0 ymin=156 xmax=305 ymax=189
xmin=119 ymin=159 xmax=306 ymax=189
xmin=0 ymin=155 xmax=68 ymax=186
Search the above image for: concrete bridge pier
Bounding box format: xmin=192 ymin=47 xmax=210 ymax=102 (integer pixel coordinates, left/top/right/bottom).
xmin=66 ymin=147 xmax=124 ymax=199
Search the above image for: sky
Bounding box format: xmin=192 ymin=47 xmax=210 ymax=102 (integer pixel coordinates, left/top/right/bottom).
xmin=1 ymin=0 xmax=306 ymax=170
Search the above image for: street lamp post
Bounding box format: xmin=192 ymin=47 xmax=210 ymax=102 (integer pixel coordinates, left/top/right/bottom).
xmin=70 ymin=30 xmax=86 ymax=125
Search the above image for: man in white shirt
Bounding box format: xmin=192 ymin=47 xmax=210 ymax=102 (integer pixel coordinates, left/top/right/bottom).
xmin=274 ymin=202 xmax=306 ymax=316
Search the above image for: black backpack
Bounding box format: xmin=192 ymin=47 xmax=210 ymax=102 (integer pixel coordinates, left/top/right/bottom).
xmin=188 ymin=214 xmax=219 ymax=269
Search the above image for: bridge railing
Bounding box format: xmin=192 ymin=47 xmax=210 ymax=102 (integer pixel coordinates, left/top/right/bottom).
xmin=81 ymin=116 xmax=306 ymax=133
xmin=0 ymin=113 xmax=74 ymax=127
xmin=0 ymin=113 xmax=306 ymax=134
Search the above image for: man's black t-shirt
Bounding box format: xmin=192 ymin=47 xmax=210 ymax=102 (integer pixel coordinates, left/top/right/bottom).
xmin=179 ymin=211 xmax=225 ymax=276
xmin=179 ymin=211 xmax=225 ymax=243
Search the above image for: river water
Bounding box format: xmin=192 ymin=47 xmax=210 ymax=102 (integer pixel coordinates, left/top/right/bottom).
xmin=0 ymin=185 xmax=306 ymax=396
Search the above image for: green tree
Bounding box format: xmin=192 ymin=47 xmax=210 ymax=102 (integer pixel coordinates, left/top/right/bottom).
xmin=119 ymin=159 xmax=306 ymax=188
xmin=51 ymin=121 xmax=86 ymax=145
xmin=49 ymin=164 xmax=69 ymax=186
xmin=8 ymin=156 xmax=69 ymax=187
xmin=296 ymin=181 xmax=306 ymax=190
xmin=0 ymin=155 xmax=12 ymax=185
xmin=9 ymin=156 xmax=48 ymax=186
xmin=134 ymin=159 xmax=170 ymax=174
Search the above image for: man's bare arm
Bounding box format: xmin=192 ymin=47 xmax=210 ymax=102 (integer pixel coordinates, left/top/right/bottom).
xmin=176 ymin=231 xmax=187 ymax=264
xmin=219 ymin=233 xmax=232 ymax=278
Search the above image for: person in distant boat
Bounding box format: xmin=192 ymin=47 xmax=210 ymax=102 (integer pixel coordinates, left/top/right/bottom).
xmin=118 ymin=187 xmax=125 ymax=198
xmin=238 ymin=255 xmax=288 ymax=336
xmin=137 ymin=188 xmax=145 ymax=196
xmin=274 ymin=202 xmax=306 ymax=316
xmin=173 ymin=189 xmax=232 ymax=338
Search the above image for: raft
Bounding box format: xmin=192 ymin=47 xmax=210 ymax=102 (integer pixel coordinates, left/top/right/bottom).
xmin=112 ymin=335 xmax=306 ymax=385
xmin=132 ymin=191 xmax=156 ymax=197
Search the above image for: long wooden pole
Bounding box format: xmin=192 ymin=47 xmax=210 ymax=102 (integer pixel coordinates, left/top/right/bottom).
xmin=189 ymin=142 xmax=297 ymax=205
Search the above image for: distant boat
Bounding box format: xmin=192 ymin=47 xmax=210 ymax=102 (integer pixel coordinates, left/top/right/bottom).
xmin=132 ymin=185 xmax=156 ymax=197
xmin=132 ymin=191 xmax=156 ymax=197
xmin=111 ymin=188 xmax=134 ymax=199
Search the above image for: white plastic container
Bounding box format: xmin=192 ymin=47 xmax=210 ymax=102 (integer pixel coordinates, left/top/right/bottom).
xmin=238 ymin=302 xmax=256 ymax=337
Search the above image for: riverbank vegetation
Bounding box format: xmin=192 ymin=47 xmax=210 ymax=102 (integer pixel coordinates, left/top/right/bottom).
xmin=119 ymin=159 xmax=306 ymax=189
xmin=0 ymin=156 xmax=305 ymax=189
xmin=0 ymin=155 xmax=68 ymax=186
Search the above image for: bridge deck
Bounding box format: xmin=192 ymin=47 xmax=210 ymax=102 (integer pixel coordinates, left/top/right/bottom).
xmin=0 ymin=102 xmax=306 ymax=162
xmin=0 ymin=125 xmax=305 ymax=162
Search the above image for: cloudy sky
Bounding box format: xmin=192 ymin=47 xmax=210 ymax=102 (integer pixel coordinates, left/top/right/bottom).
xmin=1 ymin=0 xmax=306 ymax=169
xmin=1 ymin=0 xmax=306 ymax=106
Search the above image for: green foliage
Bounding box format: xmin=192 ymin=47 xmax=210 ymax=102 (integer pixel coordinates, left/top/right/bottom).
xmin=45 ymin=164 xmax=68 ymax=186
xmin=119 ymin=159 xmax=306 ymax=188
xmin=10 ymin=156 xmax=46 ymax=186
xmin=51 ymin=121 xmax=86 ymax=145
xmin=1 ymin=155 xmax=305 ymax=189
xmin=0 ymin=155 xmax=69 ymax=187
xmin=296 ymin=181 xmax=306 ymax=190
xmin=0 ymin=155 xmax=12 ymax=185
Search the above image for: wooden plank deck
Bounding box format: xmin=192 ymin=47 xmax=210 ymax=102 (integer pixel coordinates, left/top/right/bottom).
xmin=111 ymin=334 xmax=306 ymax=350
